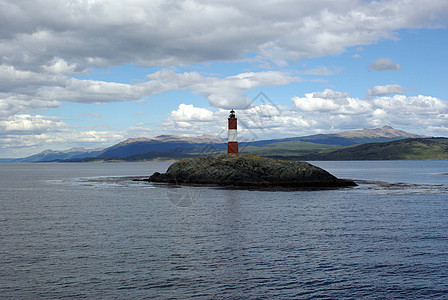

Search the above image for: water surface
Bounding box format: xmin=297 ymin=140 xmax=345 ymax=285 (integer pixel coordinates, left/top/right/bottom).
xmin=1 ymin=161 xmax=447 ymax=298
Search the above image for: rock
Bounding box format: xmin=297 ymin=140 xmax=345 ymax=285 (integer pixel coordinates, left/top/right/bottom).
xmin=147 ymin=153 xmax=356 ymax=188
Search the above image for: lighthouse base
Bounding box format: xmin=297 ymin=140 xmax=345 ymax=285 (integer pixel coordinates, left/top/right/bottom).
xmin=227 ymin=142 xmax=238 ymax=154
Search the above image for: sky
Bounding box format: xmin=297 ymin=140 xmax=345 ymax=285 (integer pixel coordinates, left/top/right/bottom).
xmin=1 ymin=0 xmax=447 ymax=158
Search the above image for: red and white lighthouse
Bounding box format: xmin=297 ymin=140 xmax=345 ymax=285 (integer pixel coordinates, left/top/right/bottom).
xmin=227 ymin=109 xmax=238 ymax=154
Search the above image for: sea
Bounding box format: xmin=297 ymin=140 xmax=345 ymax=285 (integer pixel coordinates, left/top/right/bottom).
xmin=1 ymin=160 xmax=447 ymax=299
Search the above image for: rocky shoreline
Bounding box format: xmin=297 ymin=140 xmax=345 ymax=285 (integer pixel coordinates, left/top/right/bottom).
xmin=146 ymin=154 xmax=356 ymax=188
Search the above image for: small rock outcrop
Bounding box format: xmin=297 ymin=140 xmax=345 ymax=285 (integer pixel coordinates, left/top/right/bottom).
xmin=147 ymin=154 xmax=356 ymax=188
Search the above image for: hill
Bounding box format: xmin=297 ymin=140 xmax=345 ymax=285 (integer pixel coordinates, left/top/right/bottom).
xmin=94 ymin=134 xmax=226 ymax=159
xmin=297 ymin=138 xmax=448 ymax=160
xmin=18 ymin=147 xmax=103 ymax=162
xmin=240 ymin=141 xmax=342 ymax=157
xmin=77 ymin=152 xmax=199 ymax=162
xmin=250 ymin=126 xmax=427 ymax=147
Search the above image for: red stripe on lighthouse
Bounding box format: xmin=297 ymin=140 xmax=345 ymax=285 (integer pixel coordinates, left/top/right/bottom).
xmin=228 ymin=118 xmax=237 ymax=130
xmin=227 ymin=110 xmax=238 ymax=154
xmin=228 ymin=141 xmax=238 ymax=154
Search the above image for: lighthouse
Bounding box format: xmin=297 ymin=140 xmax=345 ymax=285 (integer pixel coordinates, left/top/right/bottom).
xmin=227 ymin=109 xmax=238 ymax=154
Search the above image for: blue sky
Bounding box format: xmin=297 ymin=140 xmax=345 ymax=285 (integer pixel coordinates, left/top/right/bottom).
xmin=1 ymin=0 xmax=447 ymax=157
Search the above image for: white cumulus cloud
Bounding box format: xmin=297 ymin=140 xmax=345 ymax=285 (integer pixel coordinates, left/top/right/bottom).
xmin=169 ymin=104 xmax=214 ymax=122
xmin=291 ymin=90 xmax=447 ymax=135
xmin=373 ymin=95 xmax=447 ymax=114
xmin=292 ymin=89 xmax=370 ymax=114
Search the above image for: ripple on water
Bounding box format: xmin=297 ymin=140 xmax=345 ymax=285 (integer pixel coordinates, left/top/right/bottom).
xmin=57 ymin=176 xmax=448 ymax=195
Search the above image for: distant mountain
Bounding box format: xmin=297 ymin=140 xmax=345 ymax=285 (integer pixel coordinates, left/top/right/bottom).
xmin=4 ymin=126 xmax=437 ymax=162
xmin=18 ymin=147 xmax=103 ymax=162
xmin=121 ymin=134 xmax=225 ymax=144
xmin=297 ymin=138 xmax=448 ymax=160
xmin=337 ymin=125 xmax=426 ymax=139
xmin=0 ymin=158 xmax=17 ymax=162
xmin=240 ymin=141 xmax=342 ymax=157
xmin=94 ymin=134 xmax=226 ymax=159
xmin=78 ymin=152 xmax=200 ymax=162
xmin=249 ymin=126 xmax=427 ymax=147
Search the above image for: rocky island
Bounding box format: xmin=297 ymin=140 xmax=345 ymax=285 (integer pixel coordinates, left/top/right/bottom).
xmin=147 ymin=154 xmax=356 ymax=188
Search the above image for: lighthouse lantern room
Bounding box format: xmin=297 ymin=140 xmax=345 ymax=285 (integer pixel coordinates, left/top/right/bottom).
xmin=227 ymin=109 xmax=238 ymax=154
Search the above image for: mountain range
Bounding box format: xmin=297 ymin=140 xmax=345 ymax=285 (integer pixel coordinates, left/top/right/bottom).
xmin=4 ymin=126 xmax=445 ymax=162
xmin=12 ymin=147 xmax=103 ymax=163
xmin=249 ymin=125 xmax=427 ymax=147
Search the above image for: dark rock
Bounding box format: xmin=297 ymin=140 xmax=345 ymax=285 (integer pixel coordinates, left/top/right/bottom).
xmin=147 ymin=154 xmax=356 ymax=188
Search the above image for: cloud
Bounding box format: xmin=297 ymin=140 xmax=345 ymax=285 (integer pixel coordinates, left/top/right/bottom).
xmin=0 ymin=67 xmax=299 ymax=155
xmin=0 ymin=94 xmax=61 ymax=117
xmin=158 ymin=89 xmax=448 ymax=141
xmin=1 ymin=0 xmax=448 ymax=156
xmin=291 ymin=90 xmax=447 ymax=134
xmin=0 ymin=114 xmax=124 ymax=156
xmin=42 ymin=58 xmax=77 ymax=75
xmin=0 ymin=0 xmax=445 ymax=118
xmin=160 ymin=89 xmax=447 ymax=141
xmin=58 ymin=70 xmax=299 ymax=108
xmin=292 ymin=89 xmax=370 ymax=114
xmin=169 ymin=104 xmax=214 ymax=122
xmin=1 ymin=0 xmax=447 ymax=72
xmin=2 ymin=90 xmax=447 ymax=157
xmin=367 ymin=84 xmax=406 ymax=96
xmin=162 ymin=107 xmax=224 ymax=135
xmin=0 ymin=114 xmax=67 ymax=135
xmin=0 ymin=64 xmax=66 ymax=94
xmin=373 ymin=94 xmax=446 ymax=114
xmin=41 ymin=78 xmax=145 ymax=104
xmin=0 ymin=69 xmax=300 ymax=114
xmin=369 ymin=58 xmax=402 ymax=71
xmin=190 ymin=71 xmax=301 ymax=108
xmin=142 ymin=69 xmax=301 ymax=109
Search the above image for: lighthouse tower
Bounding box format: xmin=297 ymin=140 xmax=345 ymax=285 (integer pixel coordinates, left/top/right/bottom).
xmin=227 ymin=109 xmax=238 ymax=154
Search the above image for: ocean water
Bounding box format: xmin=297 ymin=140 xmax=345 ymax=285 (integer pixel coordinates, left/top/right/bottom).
xmin=1 ymin=161 xmax=447 ymax=299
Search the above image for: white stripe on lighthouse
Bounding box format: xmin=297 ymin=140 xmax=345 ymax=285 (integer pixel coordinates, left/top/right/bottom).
xmin=228 ymin=129 xmax=237 ymax=142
